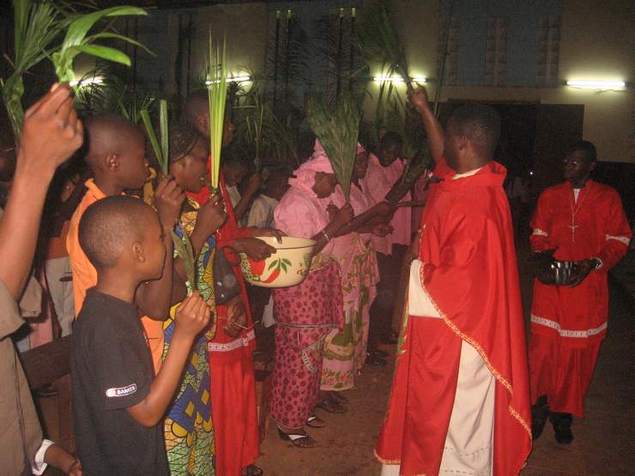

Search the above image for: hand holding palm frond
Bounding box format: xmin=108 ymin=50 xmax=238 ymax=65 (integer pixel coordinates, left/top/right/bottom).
xmin=307 ymin=94 xmax=362 ymax=201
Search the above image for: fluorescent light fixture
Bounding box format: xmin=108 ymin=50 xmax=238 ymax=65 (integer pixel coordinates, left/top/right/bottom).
xmin=373 ymin=74 xmax=427 ymax=84
xmin=565 ymin=79 xmax=626 ymax=90
xmin=205 ymin=74 xmax=251 ymax=86
xmin=69 ymin=76 xmax=104 ymax=88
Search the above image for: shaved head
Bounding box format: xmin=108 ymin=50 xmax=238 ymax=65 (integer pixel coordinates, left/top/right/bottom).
xmin=79 ymin=196 xmax=156 ymax=269
xmin=448 ymin=104 xmax=501 ymax=158
xmin=84 ymin=115 xmax=144 ymax=168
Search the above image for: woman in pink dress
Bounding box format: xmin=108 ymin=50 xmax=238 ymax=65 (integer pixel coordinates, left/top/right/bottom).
xmin=319 ymin=145 xmax=383 ymax=410
xmin=271 ymin=150 xmax=351 ymax=448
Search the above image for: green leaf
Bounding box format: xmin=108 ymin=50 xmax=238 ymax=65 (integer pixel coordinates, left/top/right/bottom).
xmin=268 ymin=260 xmax=278 ymax=270
xmin=85 ymin=32 xmax=155 ymax=56
xmin=159 ymin=99 xmax=169 ymax=175
xmin=75 ymin=44 xmax=131 ymax=66
xmin=282 ymin=258 xmax=292 ymax=266
xmin=140 ymin=108 xmax=163 ymax=167
xmin=62 ymin=6 xmax=147 ymax=51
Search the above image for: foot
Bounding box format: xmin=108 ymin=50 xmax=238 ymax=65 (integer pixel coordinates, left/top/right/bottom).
xmin=328 ymin=392 xmax=349 ymax=404
xmin=277 ymin=427 xmax=318 ymax=448
xmin=531 ymin=395 xmax=549 ymax=440
xmin=306 ymin=414 xmax=326 ymax=428
xmin=550 ymin=412 xmax=574 ymax=444
xmin=241 ymin=465 xmax=264 ymax=476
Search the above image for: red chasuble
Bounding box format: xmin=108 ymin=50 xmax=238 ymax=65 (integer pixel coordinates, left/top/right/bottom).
xmin=376 ymin=160 xmax=532 ymax=476
xmin=530 ymin=180 xmax=631 ymax=344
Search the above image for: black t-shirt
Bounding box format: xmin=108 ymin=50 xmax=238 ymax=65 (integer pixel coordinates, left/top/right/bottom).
xmin=71 ymin=289 xmax=169 ymax=476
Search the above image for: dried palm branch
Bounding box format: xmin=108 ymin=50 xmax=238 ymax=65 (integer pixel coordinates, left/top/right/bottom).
xmin=307 ymin=94 xmax=362 ymax=201
xmin=207 ymin=31 xmax=228 ymax=192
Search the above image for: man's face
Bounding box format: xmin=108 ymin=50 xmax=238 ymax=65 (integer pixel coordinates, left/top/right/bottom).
xmin=443 ymin=120 xmax=462 ymax=171
xmin=174 ymin=138 xmax=209 ymax=193
xmin=223 ymin=164 xmax=248 ymax=187
xmin=379 ymin=142 xmax=402 ymax=166
xmin=563 ymin=150 xmax=594 ymax=184
xmin=353 ymin=151 xmax=369 ymax=180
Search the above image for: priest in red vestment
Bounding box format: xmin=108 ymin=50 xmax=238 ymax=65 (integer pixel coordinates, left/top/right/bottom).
xmin=529 ymin=140 xmax=631 ymax=444
xmin=185 ymin=91 xmax=280 ymax=476
xmin=376 ymin=96 xmax=532 ymax=476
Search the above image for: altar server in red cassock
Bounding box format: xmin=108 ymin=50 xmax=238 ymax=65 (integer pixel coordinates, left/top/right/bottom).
xmin=376 ymin=97 xmax=532 ymax=476
xmin=529 ymin=140 xmax=631 ymax=444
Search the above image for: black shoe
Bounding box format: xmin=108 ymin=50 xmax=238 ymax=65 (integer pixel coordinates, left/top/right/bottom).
xmin=550 ymin=412 xmax=574 ymax=444
xmin=531 ymin=395 xmax=549 ymax=440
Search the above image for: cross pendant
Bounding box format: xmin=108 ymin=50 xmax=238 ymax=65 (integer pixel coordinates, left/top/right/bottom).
xmin=569 ymin=223 xmax=579 ymax=242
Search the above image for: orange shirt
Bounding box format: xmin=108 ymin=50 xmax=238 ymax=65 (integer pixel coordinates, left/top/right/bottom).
xmin=66 ymin=179 xmax=165 ymax=373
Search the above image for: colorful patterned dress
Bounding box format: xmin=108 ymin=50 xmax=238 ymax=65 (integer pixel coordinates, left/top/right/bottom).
xmin=162 ymin=199 xmax=216 ymax=475
xmin=320 ymin=183 xmax=379 ymax=391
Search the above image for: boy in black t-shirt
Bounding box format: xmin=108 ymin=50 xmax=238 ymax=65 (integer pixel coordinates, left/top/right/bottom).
xmin=71 ymin=196 xmax=210 ymax=475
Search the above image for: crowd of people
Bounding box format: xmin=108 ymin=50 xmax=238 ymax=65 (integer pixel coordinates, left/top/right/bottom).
xmin=0 ymin=80 xmax=631 ymax=476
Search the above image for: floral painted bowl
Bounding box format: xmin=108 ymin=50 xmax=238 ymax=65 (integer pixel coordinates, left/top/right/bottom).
xmin=239 ymin=236 xmax=316 ymax=288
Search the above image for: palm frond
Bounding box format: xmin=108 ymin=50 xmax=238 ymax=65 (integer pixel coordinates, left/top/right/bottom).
xmin=307 ymin=93 xmax=362 ymax=201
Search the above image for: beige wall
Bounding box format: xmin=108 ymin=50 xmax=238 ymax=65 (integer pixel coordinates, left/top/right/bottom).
xmin=367 ymin=0 xmax=635 ymax=163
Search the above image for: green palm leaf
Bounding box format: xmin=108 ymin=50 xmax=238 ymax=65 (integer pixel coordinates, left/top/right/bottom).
xmin=307 ymin=94 xmax=362 ymax=201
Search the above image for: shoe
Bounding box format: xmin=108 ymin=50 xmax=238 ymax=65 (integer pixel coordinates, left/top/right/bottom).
xmin=550 ymin=412 xmax=574 ymax=444
xmin=531 ymin=395 xmax=549 ymax=440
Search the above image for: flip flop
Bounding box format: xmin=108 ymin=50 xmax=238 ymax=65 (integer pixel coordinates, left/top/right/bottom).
xmin=306 ymin=414 xmax=326 ymax=428
xmin=278 ymin=428 xmax=318 ymax=448
xmin=241 ymin=465 xmax=264 ymax=476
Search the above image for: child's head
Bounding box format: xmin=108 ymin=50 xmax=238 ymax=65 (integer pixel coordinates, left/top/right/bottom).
xmin=222 ymin=155 xmax=250 ymax=187
xmin=168 ymin=123 xmax=209 ymax=193
xmin=79 ymin=196 xmax=165 ymax=282
xmin=85 ymin=115 xmax=149 ymax=191
xmin=264 ymin=168 xmax=290 ymax=200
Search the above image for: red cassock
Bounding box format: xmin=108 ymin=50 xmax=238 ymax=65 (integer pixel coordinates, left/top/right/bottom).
xmin=529 ymin=180 xmax=631 ymax=416
xmin=375 ymin=160 xmax=532 ymax=476
xmin=189 ymin=178 xmax=260 ymax=476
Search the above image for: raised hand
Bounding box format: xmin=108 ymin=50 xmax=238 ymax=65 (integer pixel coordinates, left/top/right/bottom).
xmin=333 ymin=203 xmax=354 ymax=228
xmin=174 ymin=291 xmax=211 ymax=338
xmin=154 ymin=176 xmax=185 ymax=231
xmin=19 ymin=83 xmax=83 ymax=176
xmin=408 ymin=86 xmax=431 ymax=113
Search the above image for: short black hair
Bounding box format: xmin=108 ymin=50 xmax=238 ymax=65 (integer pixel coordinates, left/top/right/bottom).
xmin=79 ymin=196 xmax=155 ymax=269
xmin=380 ymin=131 xmax=403 ymax=149
xmin=168 ymin=122 xmax=201 ymax=164
xmin=449 ymin=104 xmax=501 ymax=157
xmin=570 ymin=140 xmax=597 ymax=163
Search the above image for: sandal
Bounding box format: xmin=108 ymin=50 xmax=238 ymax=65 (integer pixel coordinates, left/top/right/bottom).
xmin=306 ymin=414 xmax=326 ymax=428
xmin=241 ymin=465 xmax=264 ymax=476
xmin=277 ymin=427 xmax=317 ymax=448
xmin=316 ymin=397 xmax=347 ymax=414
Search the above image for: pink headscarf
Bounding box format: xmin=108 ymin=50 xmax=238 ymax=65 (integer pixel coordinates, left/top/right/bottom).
xmin=288 ymin=140 xmax=335 ymax=198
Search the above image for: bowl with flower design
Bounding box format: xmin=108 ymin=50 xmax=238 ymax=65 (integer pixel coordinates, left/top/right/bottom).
xmin=239 ymin=236 xmax=316 ymax=288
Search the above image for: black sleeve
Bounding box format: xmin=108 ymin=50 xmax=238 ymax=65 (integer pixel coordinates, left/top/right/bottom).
xmin=92 ymin=325 xmax=153 ymax=411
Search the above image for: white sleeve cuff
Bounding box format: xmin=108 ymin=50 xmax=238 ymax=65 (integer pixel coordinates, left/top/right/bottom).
xmin=32 ymin=439 xmax=54 ymax=475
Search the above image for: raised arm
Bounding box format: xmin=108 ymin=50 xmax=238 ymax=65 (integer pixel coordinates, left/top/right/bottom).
xmin=0 ymin=84 xmax=83 ymax=299
xmin=409 ymin=87 xmax=444 ymax=165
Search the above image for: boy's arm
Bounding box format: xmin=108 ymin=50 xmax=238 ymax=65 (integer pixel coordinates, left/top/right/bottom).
xmin=127 ymin=292 xmax=210 ymax=427
xmin=0 ymin=84 xmax=83 ymax=299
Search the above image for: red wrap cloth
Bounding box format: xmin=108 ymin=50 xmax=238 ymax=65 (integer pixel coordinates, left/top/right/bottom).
xmin=189 ymin=176 xmax=260 ymax=475
xmin=376 ymin=160 xmax=532 ymax=476
xmin=529 ymin=180 xmax=630 ymax=415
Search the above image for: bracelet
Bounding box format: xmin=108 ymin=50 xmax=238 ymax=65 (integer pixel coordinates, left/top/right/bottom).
xmin=321 ymin=230 xmax=331 ymax=242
